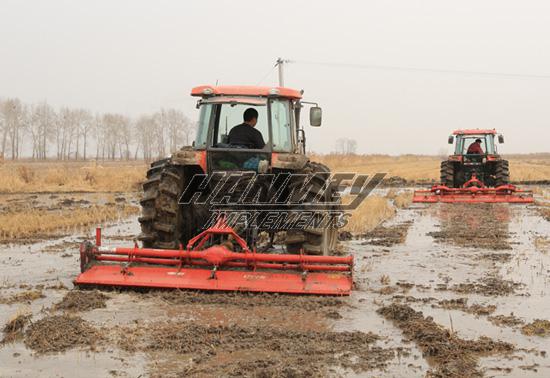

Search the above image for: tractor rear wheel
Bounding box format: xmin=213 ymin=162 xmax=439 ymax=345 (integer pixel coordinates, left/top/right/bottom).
xmin=138 ymin=160 xmax=190 ymax=249
xmin=495 ymin=160 xmax=510 ymax=187
xmin=440 ymin=161 xmax=455 ymax=187
xmin=285 ymin=162 xmax=339 ymax=255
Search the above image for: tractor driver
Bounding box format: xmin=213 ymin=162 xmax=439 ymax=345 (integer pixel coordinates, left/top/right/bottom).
xmin=467 ymin=138 xmax=484 ymax=154
xmin=228 ymin=108 xmax=266 ymax=149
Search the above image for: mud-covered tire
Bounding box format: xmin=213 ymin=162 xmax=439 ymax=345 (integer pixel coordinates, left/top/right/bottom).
xmin=440 ymin=161 xmax=455 ymax=187
xmin=495 ymin=160 xmax=510 ymax=187
xmin=138 ymin=160 xmax=187 ymax=249
xmin=285 ymin=162 xmax=339 ymax=255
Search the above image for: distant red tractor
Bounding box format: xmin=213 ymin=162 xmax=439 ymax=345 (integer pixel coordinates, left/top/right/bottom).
xmin=413 ymin=128 xmax=532 ymax=204
xmin=441 ymin=129 xmax=509 ymax=188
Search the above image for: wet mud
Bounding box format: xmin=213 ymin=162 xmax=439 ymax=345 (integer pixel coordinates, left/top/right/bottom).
xmin=112 ymin=322 xmax=393 ymax=377
xmin=1 ymin=190 xmax=550 ymax=377
xmin=361 ymin=221 xmax=413 ymax=246
xmin=377 ymin=303 xmax=514 ymax=377
xmin=54 ymin=290 xmax=109 ymax=312
xmin=24 ymin=315 xmax=102 ymax=354
xmin=427 ymin=203 xmax=512 ymax=250
xmin=522 ymin=320 xmax=550 ymax=337
xmin=2 ymin=313 xmax=31 ymax=344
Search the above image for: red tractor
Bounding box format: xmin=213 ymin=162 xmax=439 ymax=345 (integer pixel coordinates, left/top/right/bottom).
xmin=75 ymin=85 xmax=353 ymax=295
xmin=441 ymin=129 xmax=509 ymax=188
xmin=413 ymin=129 xmax=533 ymax=203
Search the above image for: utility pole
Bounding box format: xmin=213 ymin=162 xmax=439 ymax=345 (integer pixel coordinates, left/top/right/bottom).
xmin=277 ymin=57 xmax=285 ymax=87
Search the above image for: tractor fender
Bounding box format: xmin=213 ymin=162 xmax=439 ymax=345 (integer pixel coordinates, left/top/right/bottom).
xmin=171 ymin=147 xmax=206 ymax=172
xmin=271 ymin=152 xmax=309 ymax=170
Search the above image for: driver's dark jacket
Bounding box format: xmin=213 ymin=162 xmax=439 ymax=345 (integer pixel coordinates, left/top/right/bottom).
xmin=228 ymin=123 xmax=265 ymax=149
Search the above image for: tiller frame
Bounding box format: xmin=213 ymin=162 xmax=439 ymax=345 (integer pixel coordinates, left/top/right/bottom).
xmin=75 ymin=219 xmax=353 ymax=295
xmin=413 ymin=175 xmax=533 ymax=204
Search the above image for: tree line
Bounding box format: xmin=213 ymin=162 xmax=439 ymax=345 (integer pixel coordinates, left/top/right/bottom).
xmin=0 ymin=98 xmax=195 ymax=160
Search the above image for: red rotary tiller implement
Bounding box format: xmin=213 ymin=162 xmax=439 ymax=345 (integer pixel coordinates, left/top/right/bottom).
xmin=75 ymin=219 xmax=353 ymax=295
xmin=413 ymin=176 xmax=533 ymax=204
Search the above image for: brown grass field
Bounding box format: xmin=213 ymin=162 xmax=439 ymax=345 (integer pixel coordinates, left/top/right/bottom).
xmin=0 ymin=154 xmax=548 ymax=194
xmin=312 ymin=153 xmax=550 ymax=182
xmin=0 ymin=161 xmax=147 ymax=193
xmin=0 ymin=204 xmax=139 ymax=241
xmin=0 ymin=155 xmax=546 ymax=239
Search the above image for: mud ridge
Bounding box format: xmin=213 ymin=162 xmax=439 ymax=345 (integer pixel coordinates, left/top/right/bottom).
xmin=54 ymin=290 xmax=109 ymax=312
xmin=24 ymin=315 xmax=102 ymax=353
xmin=438 ymin=275 xmax=523 ymax=296
xmin=144 ymin=290 xmax=349 ymax=311
xmin=377 ymin=303 xmax=514 ymax=377
xmin=433 ymin=298 xmax=496 ymax=316
xmin=360 ymin=221 xmax=413 ymax=247
xmin=521 ymin=320 xmax=550 ymax=337
xmin=114 ymin=322 xmax=394 ymax=376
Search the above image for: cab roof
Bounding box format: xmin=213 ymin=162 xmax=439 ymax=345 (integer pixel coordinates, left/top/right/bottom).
xmin=191 ymin=85 xmax=302 ymax=99
xmin=453 ymin=129 xmax=497 ymax=136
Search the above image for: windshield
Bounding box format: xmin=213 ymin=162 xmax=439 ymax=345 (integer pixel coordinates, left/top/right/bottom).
xmin=194 ymin=98 xmax=294 ymax=152
xmin=456 ymin=134 xmax=495 ymax=155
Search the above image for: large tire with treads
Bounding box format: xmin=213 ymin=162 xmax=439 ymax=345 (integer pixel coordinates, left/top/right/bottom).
xmin=495 ymin=159 xmax=510 ymax=187
xmin=138 ymin=160 xmax=191 ymax=249
xmin=440 ymin=160 xmax=455 ymax=187
xmin=285 ymin=162 xmax=339 ymax=255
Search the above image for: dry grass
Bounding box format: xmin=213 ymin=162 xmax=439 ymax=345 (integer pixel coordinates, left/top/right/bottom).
xmin=313 ymin=153 xmax=550 ymax=182
xmin=0 ymin=204 xmax=139 ymax=241
xmin=521 ymin=319 xmax=550 ymax=337
xmin=534 ymin=237 xmax=550 ymax=253
xmin=2 ymin=311 xmax=32 ymax=343
xmin=313 ymin=154 xmax=440 ymax=181
xmin=0 ymin=161 xmax=147 ymax=193
xmin=385 ymin=189 xmax=413 ymax=209
xmin=0 ymin=290 xmax=44 ymax=304
xmin=343 ymin=195 xmax=396 ymax=234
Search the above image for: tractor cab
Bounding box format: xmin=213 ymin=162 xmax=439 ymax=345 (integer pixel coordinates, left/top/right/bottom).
xmin=448 ymin=129 xmax=504 ymax=160
xmin=191 ymin=85 xmax=322 ymax=174
xmin=439 ymin=129 xmax=509 ymax=188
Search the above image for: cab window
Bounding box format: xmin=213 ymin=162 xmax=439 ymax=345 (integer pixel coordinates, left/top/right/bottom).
xmin=270 ymin=99 xmax=292 ymax=152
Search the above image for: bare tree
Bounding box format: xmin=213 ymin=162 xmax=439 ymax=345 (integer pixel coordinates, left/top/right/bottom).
xmin=0 ymin=98 xmax=26 ymax=160
xmin=135 ymin=115 xmax=155 ymax=161
xmin=0 ymin=97 xmax=195 ymax=161
xmin=28 ymin=102 xmax=55 ymax=159
xmin=335 ymin=138 xmax=357 ymax=155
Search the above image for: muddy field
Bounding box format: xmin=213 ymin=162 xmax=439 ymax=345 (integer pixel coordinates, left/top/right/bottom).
xmin=1 ymin=189 xmax=549 ymax=377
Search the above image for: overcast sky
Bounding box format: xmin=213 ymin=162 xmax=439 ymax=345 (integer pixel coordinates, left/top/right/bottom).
xmin=1 ymin=0 xmax=549 ymax=154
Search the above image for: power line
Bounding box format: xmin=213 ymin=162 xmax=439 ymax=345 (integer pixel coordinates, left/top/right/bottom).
xmin=287 ymin=59 xmax=550 ymax=80
xmin=255 ymin=62 xmax=278 ymax=86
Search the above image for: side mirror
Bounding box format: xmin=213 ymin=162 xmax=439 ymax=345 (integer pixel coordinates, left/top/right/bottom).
xmin=448 ymin=136 xmax=454 ymax=144
xmin=309 ymin=107 xmax=322 ymax=127
xmin=498 ymin=134 xmax=504 ymax=143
